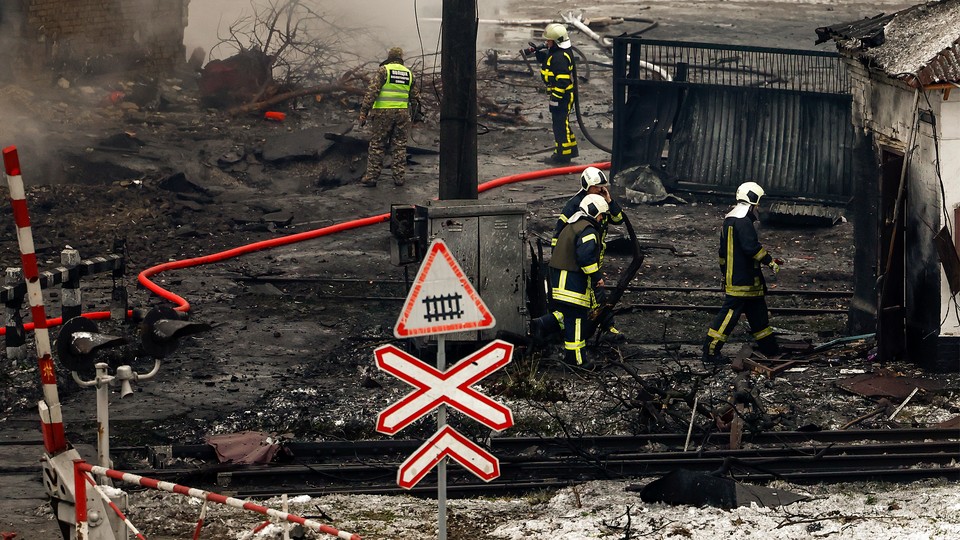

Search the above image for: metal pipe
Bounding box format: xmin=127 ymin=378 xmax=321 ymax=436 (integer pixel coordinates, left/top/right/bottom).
xmin=94 ymin=363 xmax=113 ymax=480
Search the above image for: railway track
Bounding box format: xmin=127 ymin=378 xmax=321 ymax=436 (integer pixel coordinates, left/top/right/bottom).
xmin=234 ymin=275 xmax=851 ymax=315
xmin=75 ymin=428 xmax=960 ymax=498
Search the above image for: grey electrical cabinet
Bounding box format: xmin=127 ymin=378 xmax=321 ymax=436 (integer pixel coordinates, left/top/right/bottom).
xmin=426 ymin=200 xmax=527 ymax=341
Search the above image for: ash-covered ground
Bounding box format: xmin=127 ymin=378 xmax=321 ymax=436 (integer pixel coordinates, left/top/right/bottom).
xmin=1 ymin=1 xmax=957 ymax=538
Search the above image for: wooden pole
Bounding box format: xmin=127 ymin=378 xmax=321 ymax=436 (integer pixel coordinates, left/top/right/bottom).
xmin=439 ymin=0 xmax=478 ymax=200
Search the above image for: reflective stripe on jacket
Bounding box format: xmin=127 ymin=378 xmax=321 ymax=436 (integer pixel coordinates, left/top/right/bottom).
xmin=550 ymin=218 xmax=602 ymax=307
xmin=373 ymin=64 xmax=413 ymax=109
xmin=539 ymin=48 xmax=574 ymax=103
xmin=718 ymin=214 xmax=773 ymax=297
xmin=552 ymin=194 xmax=623 ymax=268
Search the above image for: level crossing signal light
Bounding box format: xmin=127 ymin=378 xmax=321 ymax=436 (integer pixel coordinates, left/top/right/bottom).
xmin=389 ymin=204 xmax=428 ymax=266
xmin=135 ymin=306 xmax=210 ymax=358
xmin=55 ymin=307 xmax=210 ymax=372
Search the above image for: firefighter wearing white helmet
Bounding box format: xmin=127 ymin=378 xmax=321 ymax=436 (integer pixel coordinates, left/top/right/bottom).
xmin=548 ymin=167 xmax=626 ymax=341
xmin=535 ymin=23 xmax=578 ymax=164
xmin=552 ymin=167 xmax=623 ymax=247
xmin=542 ymin=23 xmax=571 ymax=49
xmin=530 ymin=193 xmax=610 ymax=370
xmin=736 ymin=181 xmax=765 ymax=205
xmin=703 ymin=181 xmax=781 ymax=363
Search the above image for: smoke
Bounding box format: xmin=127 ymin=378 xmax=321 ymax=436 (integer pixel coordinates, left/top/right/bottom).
xmin=184 ymin=0 xmax=512 ymax=65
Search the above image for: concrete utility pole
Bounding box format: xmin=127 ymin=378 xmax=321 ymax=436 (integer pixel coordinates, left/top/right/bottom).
xmin=439 ymin=0 xmax=478 ymax=200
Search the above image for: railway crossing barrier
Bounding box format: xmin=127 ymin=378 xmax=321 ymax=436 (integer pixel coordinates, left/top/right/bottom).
xmin=74 ymin=461 xmax=362 ymax=540
xmin=3 ymin=145 xmax=210 ymax=539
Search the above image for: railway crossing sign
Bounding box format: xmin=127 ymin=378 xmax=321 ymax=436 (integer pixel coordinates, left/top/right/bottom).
xmin=382 ymin=242 xmax=513 ymax=538
xmin=375 ymin=340 xmax=515 ymax=436
xmin=397 ymin=426 xmax=500 ymax=489
xmin=393 ymin=239 xmax=495 ymax=338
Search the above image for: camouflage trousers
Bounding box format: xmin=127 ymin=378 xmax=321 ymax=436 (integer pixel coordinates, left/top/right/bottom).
xmin=362 ymin=108 xmax=411 ymax=185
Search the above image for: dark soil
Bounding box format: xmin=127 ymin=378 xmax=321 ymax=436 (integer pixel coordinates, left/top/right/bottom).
xmin=2 ymin=1 xmax=956 ymax=538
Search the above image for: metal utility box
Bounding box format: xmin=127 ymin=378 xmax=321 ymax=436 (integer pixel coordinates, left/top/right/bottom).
xmin=426 ymin=200 xmax=527 ymax=341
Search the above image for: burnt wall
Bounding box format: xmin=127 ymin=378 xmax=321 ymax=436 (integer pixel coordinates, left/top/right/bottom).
xmin=20 ymin=0 xmax=188 ymax=73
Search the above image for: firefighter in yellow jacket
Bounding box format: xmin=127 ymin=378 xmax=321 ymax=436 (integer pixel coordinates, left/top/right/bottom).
xmin=535 ymin=23 xmax=578 ymax=164
xmin=531 ymin=193 xmax=609 ymax=369
xmin=703 ymin=182 xmax=781 ymax=363
xmin=359 ymin=47 xmax=421 ymax=187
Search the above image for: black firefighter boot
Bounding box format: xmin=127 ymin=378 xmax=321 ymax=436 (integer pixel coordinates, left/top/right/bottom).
xmin=701 ymin=338 xmax=729 ymax=365
xmin=756 ymin=334 xmax=781 ymax=358
xmin=530 ymin=313 xmax=562 ymax=342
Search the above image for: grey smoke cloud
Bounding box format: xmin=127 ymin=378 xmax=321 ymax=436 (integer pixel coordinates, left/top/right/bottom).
xmin=184 ymin=0 xmax=511 ymax=64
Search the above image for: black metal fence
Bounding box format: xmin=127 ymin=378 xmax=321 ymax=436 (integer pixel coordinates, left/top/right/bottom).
xmin=620 ymin=38 xmax=850 ymax=93
xmin=612 ymin=37 xmax=857 ymax=202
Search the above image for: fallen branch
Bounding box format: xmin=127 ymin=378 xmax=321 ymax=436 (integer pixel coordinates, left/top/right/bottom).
xmin=227 ymin=83 xmax=363 ymax=115
xmin=840 ymin=398 xmax=892 ymax=430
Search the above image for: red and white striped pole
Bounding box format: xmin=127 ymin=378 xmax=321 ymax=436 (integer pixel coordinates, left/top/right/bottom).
xmin=81 ymin=469 xmax=147 ymax=540
xmin=3 ymin=146 xmax=67 ymax=454
xmin=73 ymin=460 xmax=88 ymax=539
xmin=78 ymin=462 xmax=363 ymax=540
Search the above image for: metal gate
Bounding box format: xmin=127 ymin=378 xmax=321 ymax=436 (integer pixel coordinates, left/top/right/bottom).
xmin=612 ymin=38 xmax=854 ymax=202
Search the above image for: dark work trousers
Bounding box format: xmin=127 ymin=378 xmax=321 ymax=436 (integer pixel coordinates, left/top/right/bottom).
xmin=704 ymin=294 xmax=779 ymax=357
xmin=532 ymin=303 xmax=591 ymax=365
xmin=557 ymin=303 xmax=590 ymax=365
xmin=549 ymin=95 xmax=578 ymax=159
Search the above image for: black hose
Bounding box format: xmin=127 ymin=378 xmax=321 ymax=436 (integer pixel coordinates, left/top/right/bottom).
xmin=571 ymin=45 xmax=613 ymax=154
xmin=569 ymin=17 xmax=661 ymax=155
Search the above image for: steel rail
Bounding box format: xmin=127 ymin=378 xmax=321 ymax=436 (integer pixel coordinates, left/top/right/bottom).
xmin=226 ymin=465 xmax=957 ymax=499
xmin=145 ymin=428 xmax=959 ymax=462
xmin=118 ymin=441 xmax=958 ymax=492
xmin=138 ymin=444 xmax=960 ymax=479
xmin=232 ymin=274 xmax=853 ymax=298
xmin=219 ymin=465 xmax=960 ymax=500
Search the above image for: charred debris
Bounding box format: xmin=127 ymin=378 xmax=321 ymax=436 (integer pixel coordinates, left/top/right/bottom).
xmin=0 ymin=0 xmax=956 ymax=463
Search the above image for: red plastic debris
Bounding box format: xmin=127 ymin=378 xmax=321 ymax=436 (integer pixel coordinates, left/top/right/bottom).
xmin=264 ymin=111 xmax=286 ymax=122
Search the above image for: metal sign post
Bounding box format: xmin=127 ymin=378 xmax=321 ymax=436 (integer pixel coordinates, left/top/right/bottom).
xmin=381 ymin=239 xmax=511 ymax=540
xmin=437 ymin=335 xmax=447 ymax=540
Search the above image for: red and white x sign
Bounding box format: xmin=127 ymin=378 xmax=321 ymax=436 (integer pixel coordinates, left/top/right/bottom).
xmin=397 ymin=425 xmax=500 ymax=489
xmin=375 ymin=340 xmax=515 ymax=435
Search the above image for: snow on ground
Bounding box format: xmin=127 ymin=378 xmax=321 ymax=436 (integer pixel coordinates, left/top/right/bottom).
xmin=119 ymin=477 xmax=960 ymax=539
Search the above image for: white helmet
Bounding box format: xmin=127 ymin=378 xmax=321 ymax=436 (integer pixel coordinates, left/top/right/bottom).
xmin=579 ymin=193 xmax=609 ymax=219
xmin=543 ymin=23 xmax=571 ymax=49
xmin=736 ymin=181 xmax=765 ymax=205
xmin=580 ymin=166 xmax=608 ymax=190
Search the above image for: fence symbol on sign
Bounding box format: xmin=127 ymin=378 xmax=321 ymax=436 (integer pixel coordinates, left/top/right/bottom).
xmin=394 ymin=239 xmax=494 ymax=338
xmin=422 ymin=293 xmax=463 ymax=322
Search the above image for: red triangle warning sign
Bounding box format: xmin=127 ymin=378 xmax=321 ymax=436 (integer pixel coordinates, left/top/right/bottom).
xmin=394 ymin=239 xmax=495 ymax=338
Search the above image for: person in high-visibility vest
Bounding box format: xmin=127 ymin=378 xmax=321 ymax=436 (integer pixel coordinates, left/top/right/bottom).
xmin=358 ymin=47 xmax=421 ymax=187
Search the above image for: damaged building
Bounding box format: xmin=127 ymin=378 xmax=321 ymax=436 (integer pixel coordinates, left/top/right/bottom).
xmin=611 ymin=0 xmax=960 ymax=372
xmin=818 ymin=0 xmax=960 ymax=371
xmin=1 ymin=0 xmax=189 ymax=77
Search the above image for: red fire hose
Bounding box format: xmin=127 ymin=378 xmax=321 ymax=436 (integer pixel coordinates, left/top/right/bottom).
xmin=2 ymin=161 xmax=610 ymax=333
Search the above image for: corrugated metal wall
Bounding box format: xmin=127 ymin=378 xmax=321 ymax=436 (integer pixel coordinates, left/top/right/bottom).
xmin=612 ymin=38 xmax=855 ymax=202
xmin=666 ymin=87 xmax=854 ymax=198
